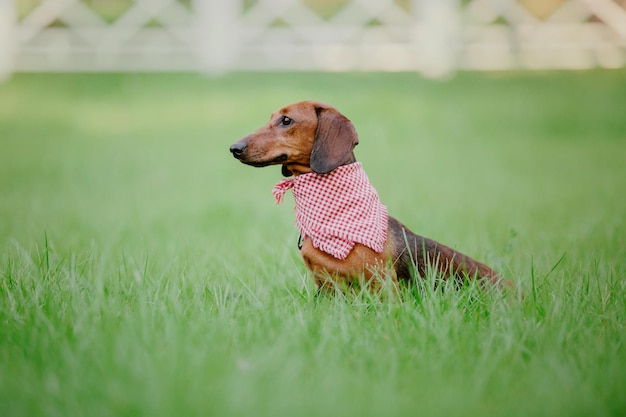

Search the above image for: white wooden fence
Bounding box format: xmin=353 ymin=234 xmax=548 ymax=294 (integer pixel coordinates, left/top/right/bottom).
xmin=1 ymin=0 xmax=625 ymax=80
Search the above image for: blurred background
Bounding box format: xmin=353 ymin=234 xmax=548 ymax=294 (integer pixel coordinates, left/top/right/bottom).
xmin=1 ymin=0 xmax=625 ymax=79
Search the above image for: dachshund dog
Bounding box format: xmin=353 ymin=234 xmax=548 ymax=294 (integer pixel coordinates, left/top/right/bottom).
xmin=230 ymin=101 xmax=513 ymax=292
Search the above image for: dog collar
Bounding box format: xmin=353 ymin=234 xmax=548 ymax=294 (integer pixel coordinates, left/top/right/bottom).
xmin=272 ymin=162 xmax=388 ymax=260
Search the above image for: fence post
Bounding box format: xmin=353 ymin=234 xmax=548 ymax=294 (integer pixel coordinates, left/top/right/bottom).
xmin=0 ymin=0 xmax=15 ymax=81
xmin=192 ymin=0 xmax=241 ymax=73
xmin=412 ymin=0 xmax=460 ymax=78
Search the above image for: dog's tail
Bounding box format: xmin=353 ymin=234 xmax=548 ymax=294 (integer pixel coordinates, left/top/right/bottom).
xmin=390 ymin=217 xmax=515 ymax=291
xmin=431 ymin=242 xmax=514 ymax=290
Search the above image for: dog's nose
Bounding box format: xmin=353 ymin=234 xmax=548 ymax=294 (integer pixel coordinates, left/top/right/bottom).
xmin=229 ymin=142 xmax=247 ymax=159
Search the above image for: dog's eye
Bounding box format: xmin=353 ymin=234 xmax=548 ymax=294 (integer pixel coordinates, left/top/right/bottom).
xmin=279 ymin=116 xmax=293 ymax=126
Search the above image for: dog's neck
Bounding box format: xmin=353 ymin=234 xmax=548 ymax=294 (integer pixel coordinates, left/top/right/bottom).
xmin=273 ymin=162 xmax=388 ymax=259
xmin=283 ymin=153 xmax=357 ymax=177
xmin=282 ymin=163 xmax=311 ymax=177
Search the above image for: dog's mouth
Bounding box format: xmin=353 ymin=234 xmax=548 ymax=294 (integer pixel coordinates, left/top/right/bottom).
xmin=242 ymin=154 xmax=288 ymax=167
xmin=230 ymin=140 xmax=288 ymax=167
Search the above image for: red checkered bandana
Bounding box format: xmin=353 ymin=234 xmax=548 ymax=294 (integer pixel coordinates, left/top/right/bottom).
xmin=272 ymin=162 xmax=388 ymax=260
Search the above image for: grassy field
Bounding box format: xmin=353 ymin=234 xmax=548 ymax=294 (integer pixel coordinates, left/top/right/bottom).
xmin=1 ymin=71 xmax=625 ymax=417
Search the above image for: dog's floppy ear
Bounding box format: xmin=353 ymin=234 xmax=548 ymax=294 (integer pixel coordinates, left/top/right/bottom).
xmin=310 ymin=105 xmax=359 ymax=174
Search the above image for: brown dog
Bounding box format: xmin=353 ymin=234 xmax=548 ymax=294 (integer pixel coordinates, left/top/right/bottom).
xmin=230 ymin=101 xmax=513 ymax=291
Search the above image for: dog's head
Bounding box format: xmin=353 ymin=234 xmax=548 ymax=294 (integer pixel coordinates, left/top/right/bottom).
xmin=229 ymin=101 xmax=359 ymax=176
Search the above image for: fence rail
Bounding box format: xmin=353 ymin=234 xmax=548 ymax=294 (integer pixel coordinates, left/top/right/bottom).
xmin=1 ymin=0 xmax=625 ymax=79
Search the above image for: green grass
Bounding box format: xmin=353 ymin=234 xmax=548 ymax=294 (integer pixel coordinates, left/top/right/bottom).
xmin=1 ymin=71 xmax=625 ymax=417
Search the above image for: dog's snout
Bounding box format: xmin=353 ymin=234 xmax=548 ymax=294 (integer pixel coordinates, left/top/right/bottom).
xmin=229 ymin=141 xmax=247 ymax=159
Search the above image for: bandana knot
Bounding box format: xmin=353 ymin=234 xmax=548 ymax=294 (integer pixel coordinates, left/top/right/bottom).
xmin=271 ymin=162 xmax=388 ymax=260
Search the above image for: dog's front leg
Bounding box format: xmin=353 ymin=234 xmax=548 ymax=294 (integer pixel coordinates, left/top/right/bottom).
xmin=300 ymin=238 xmax=398 ymax=295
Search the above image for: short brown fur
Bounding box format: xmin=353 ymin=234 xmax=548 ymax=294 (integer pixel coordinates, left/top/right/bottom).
xmin=230 ymin=101 xmax=513 ymax=291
